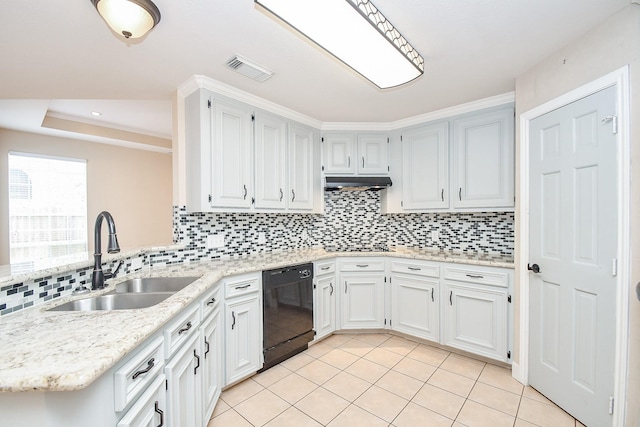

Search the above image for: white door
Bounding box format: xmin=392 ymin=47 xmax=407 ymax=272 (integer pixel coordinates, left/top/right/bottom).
xmin=401 ymin=123 xmax=449 ymax=210
xmin=323 ymin=133 xmax=356 ymax=174
xmin=529 ymin=86 xmax=617 ymax=427
xmin=314 ymin=275 xmax=336 ymax=340
xmin=225 ymin=297 xmax=260 ymax=385
xmin=357 ymin=134 xmax=389 ymax=175
xmin=341 ymin=274 xmax=385 ymax=329
xmin=391 ymin=274 xmax=439 ymax=341
xmin=288 ymin=123 xmax=314 ymax=210
xmin=254 ymin=112 xmax=286 ymax=209
xmin=201 ymin=310 xmax=222 ymax=422
xmin=452 ymin=109 xmax=514 ymax=208
xmin=165 ymin=333 xmax=201 ymax=427
xmin=211 ymin=100 xmax=253 ymax=208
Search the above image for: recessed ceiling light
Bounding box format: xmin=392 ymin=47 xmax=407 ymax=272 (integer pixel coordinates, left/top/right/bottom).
xmin=91 ymin=111 xmax=102 ymax=117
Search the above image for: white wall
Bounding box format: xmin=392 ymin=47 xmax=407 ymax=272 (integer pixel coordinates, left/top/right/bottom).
xmin=0 ymin=129 xmax=174 ymax=264
xmin=514 ymin=5 xmax=640 ymax=426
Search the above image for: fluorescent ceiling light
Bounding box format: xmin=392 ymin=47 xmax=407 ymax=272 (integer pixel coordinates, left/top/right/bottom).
xmin=255 ymin=0 xmax=424 ymax=89
xmin=91 ymin=0 xmax=161 ymax=39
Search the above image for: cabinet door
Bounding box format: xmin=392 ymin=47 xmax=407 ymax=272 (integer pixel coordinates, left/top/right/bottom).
xmin=314 ymin=275 xmax=336 ymax=340
xmin=225 ymin=296 xmax=261 ymax=385
xmin=401 ymin=123 xmax=449 ymax=210
xmin=452 ymin=108 xmax=514 ymax=208
xmin=254 ymin=112 xmax=287 ymax=209
xmin=391 ymin=274 xmax=439 ymax=342
xmin=357 ymin=134 xmax=389 ymax=175
xmin=323 ymin=133 xmax=356 ymax=174
xmin=117 ymin=375 xmax=166 ymax=427
xmin=341 ymin=274 xmax=385 ymax=329
xmin=288 ymin=123 xmax=314 ymax=210
xmin=165 ymin=333 xmax=202 ymax=427
xmin=211 ymin=99 xmax=253 ymax=208
xmin=443 ymin=282 xmax=508 ymax=362
xmin=201 ymin=309 xmax=222 ymax=423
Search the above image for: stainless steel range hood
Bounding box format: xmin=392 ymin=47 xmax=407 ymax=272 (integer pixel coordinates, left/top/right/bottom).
xmin=324 ymin=176 xmax=392 ymax=191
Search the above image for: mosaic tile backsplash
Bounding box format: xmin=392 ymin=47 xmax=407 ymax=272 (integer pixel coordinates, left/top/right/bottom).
xmin=1 ymin=191 xmax=513 ymax=315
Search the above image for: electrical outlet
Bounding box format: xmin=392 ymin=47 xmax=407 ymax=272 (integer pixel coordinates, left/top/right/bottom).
xmin=131 ymin=258 xmax=143 ymax=271
xmin=431 ymin=230 xmax=440 ymax=240
xmin=258 ymin=232 xmax=266 ymax=244
xmin=206 ymin=234 xmax=225 ymax=249
xmin=301 ymin=229 xmax=309 ymax=240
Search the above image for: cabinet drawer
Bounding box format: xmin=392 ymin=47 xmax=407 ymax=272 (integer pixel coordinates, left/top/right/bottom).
xmin=225 ymin=273 xmax=260 ymax=299
xmin=117 ymin=374 xmax=166 ymax=427
xmin=443 ymin=266 xmax=509 ymax=288
xmin=315 ymin=260 xmax=335 ymax=276
xmin=114 ymin=336 xmax=164 ymax=412
xmin=340 ymin=259 xmax=385 ymax=272
xmin=200 ymin=282 xmax=221 ymax=318
xmin=390 ymin=260 xmax=439 ymax=278
xmin=164 ymin=304 xmax=200 ymax=359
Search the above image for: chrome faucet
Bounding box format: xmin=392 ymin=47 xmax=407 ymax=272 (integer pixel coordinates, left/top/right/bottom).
xmin=91 ymin=211 xmax=121 ymax=290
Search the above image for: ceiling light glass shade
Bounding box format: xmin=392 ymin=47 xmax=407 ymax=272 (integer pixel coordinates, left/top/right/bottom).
xmin=91 ymin=0 xmax=161 ymax=39
xmin=255 ymin=0 xmax=424 ymax=89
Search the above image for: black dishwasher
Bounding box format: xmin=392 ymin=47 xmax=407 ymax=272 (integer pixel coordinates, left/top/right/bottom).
xmin=261 ymin=263 xmax=314 ymax=371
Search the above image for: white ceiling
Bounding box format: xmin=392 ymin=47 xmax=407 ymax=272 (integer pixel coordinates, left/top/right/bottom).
xmin=0 ymin=0 xmax=631 ymax=141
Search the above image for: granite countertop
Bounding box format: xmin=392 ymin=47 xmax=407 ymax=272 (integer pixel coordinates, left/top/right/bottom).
xmin=0 ymin=247 xmax=513 ymax=393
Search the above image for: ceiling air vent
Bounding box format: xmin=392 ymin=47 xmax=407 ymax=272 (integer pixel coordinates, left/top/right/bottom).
xmin=226 ymin=55 xmax=274 ymax=82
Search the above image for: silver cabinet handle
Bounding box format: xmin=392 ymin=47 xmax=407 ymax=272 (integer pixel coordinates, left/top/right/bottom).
xmin=235 ymin=283 xmax=251 ymax=290
xmin=450 ymin=291 xmax=453 ymax=305
xmin=348 ymin=156 xmax=351 ymax=168
xmin=345 ymin=281 xmax=347 ymax=294
xmin=178 ymin=321 xmax=192 ymax=335
xmin=231 ymin=311 xmax=236 ymax=329
xmin=243 ymin=184 xmax=248 ymax=200
xmin=466 ymin=274 xmax=484 ymax=279
xmin=356 ymin=264 xmax=369 ymax=268
xmin=321 ymin=266 xmax=330 ymax=270
xmin=291 ymin=189 xmax=296 ymax=202
xmin=132 ymin=358 xmax=155 ymax=380
xmin=330 ymin=283 xmax=334 ymax=296
xmin=431 ymin=288 xmax=434 ymax=302
xmin=408 ymin=267 xmax=421 ymax=271
xmin=441 ymin=188 xmax=444 ymax=201
xmin=458 ymin=187 xmax=462 ymax=201
xmin=279 ymin=188 xmax=283 ymax=201
xmin=155 ymin=401 xmax=164 ymax=427
xmin=362 ymin=156 xmax=365 ymax=168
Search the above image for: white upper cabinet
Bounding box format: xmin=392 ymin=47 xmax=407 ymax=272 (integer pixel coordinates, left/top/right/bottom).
xmin=323 ymin=132 xmax=389 ymax=175
xmin=211 ymin=99 xmax=254 ymax=209
xmin=254 ymin=112 xmax=287 ymax=210
xmin=288 ymin=123 xmax=315 ymax=210
xmin=401 ymin=123 xmax=449 ymax=210
xmin=451 ymin=109 xmax=514 ymax=208
xmin=323 ymin=133 xmax=356 ymax=174
xmin=357 ymin=134 xmax=389 ymax=175
xmin=184 ymin=89 xmax=320 ymax=213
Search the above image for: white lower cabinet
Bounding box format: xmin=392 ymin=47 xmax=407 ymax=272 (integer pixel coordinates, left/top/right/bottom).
xmin=224 ymin=273 xmax=262 ymax=386
xmin=117 ymin=375 xmax=166 ymax=427
xmin=314 ymin=269 xmax=336 ymax=340
xmin=391 ymin=274 xmax=439 ymax=341
xmin=165 ymin=332 xmax=202 ymax=427
xmin=201 ymin=302 xmax=222 ymax=421
xmin=443 ymin=281 xmax=508 ymax=362
xmin=339 ymin=259 xmax=386 ymax=329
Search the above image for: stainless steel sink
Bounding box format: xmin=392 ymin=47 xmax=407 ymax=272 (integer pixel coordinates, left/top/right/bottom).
xmin=113 ymin=277 xmax=200 ymax=293
xmin=48 ymin=293 xmax=173 ymax=312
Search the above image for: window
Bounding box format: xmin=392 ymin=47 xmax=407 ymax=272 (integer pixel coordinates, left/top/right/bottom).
xmin=8 ymin=153 xmax=88 ymax=271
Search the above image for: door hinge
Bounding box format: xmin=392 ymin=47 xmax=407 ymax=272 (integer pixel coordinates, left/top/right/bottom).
xmin=385 ymin=277 xmax=387 ymax=283
xmin=208 ymin=194 xmax=212 ymax=203
xmin=387 ymin=138 xmax=390 ymax=144
xmin=321 ymin=137 xmax=324 ymax=143
xmin=609 ymin=396 xmax=614 ymax=415
xmin=251 ymin=114 xmax=255 ymax=121
xmin=400 ymin=135 xmax=403 ymax=141
xmin=165 ymin=378 xmax=168 ymax=390
xmin=207 ymin=99 xmax=211 ymax=108
xmin=508 ymin=294 xmax=512 ymax=303
xmin=322 ymin=165 xmax=325 ymax=171
xmin=602 ymin=115 xmax=618 ymax=134
xmin=612 ymin=258 xmax=618 ymax=276
xmin=401 ymin=201 xmax=404 ymax=207
xmin=507 ymin=351 xmax=511 ymax=360
xmin=388 ymin=165 xmax=390 ymax=172
xmin=384 ymin=319 xmax=387 ymax=325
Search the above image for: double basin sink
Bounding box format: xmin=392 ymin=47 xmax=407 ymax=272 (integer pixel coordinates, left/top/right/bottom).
xmin=48 ymin=277 xmax=200 ymax=312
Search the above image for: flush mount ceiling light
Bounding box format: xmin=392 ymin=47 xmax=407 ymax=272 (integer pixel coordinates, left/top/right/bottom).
xmin=91 ymin=0 xmax=161 ymax=39
xmin=255 ymin=0 xmax=424 ymax=89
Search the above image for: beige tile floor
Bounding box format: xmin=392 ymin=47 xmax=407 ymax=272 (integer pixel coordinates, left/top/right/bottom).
xmin=208 ymin=333 xmax=585 ymax=427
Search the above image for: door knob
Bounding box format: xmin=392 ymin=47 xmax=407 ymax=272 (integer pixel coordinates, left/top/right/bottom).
xmin=527 ymin=263 xmax=541 ymax=274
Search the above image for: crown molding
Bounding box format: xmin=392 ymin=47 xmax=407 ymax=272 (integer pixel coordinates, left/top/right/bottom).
xmin=178 ymin=75 xmax=515 ymax=132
